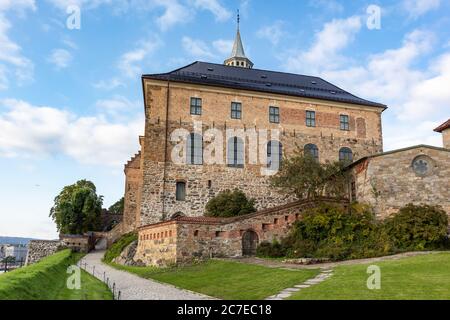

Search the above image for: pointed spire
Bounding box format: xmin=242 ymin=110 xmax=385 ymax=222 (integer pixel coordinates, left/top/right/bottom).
xmin=224 ymin=9 xmax=253 ymax=68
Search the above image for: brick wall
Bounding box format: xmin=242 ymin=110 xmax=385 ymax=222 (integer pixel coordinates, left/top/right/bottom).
xmin=135 ymin=198 xmax=347 ymax=266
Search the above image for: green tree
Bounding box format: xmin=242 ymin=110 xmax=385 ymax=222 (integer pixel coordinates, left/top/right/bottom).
xmin=270 ymin=148 xmax=350 ymax=199
xmin=205 ymin=189 xmax=256 ymax=218
xmin=108 ymin=197 xmax=124 ymax=215
xmin=49 ymin=180 xmax=103 ymax=234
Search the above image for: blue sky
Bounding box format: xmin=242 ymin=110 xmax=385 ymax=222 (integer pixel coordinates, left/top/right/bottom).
xmin=1 ymin=0 xmax=449 ymax=239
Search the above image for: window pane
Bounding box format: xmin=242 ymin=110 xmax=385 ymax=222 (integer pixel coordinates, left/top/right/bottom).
xmin=306 ymin=111 xmax=316 ymax=127
xmin=186 ymin=133 xmax=203 ymax=165
xmin=340 ymin=115 xmax=349 ymax=131
xmin=269 ymin=107 xmax=280 ymax=123
xmin=190 ymin=98 xmax=202 ymax=115
xmin=304 ymin=144 xmax=319 ymax=160
xmin=267 ymin=140 xmax=282 ymax=169
xmin=339 ymin=147 xmax=353 ymax=162
xmin=176 ymin=182 xmax=186 ymax=201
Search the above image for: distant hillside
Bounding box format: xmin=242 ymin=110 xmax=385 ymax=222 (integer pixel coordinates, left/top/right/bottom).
xmin=0 ymin=237 xmax=34 ymax=245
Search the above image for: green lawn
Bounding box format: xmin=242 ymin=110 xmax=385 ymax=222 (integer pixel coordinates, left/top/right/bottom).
xmin=111 ymin=259 xmax=319 ymax=300
xmin=0 ymin=250 xmax=112 ymax=300
xmin=289 ymin=252 xmax=450 ymax=300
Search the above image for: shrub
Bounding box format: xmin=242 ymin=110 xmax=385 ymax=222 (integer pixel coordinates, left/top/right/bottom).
xmin=205 ymin=189 xmax=256 ymax=218
xmin=256 ymin=240 xmax=285 ymax=258
xmin=103 ymin=232 xmax=137 ymax=263
xmin=257 ymin=202 xmax=393 ymax=261
xmin=384 ymin=204 xmax=448 ymax=251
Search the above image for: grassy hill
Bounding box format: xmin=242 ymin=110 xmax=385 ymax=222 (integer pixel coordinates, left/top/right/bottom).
xmin=0 ymin=250 xmax=112 ymax=300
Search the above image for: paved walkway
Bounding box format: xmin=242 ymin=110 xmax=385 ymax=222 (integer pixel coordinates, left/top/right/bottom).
xmin=266 ymin=269 xmax=334 ymax=300
xmin=79 ymin=251 xmax=212 ymax=300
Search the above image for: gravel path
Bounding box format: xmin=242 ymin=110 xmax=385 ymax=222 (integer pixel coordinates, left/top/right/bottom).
xmin=79 ymin=251 xmax=212 ymax=300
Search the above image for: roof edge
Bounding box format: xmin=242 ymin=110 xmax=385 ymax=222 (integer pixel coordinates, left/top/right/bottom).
xmin=347 ymin=144 xmax=450 ymax=169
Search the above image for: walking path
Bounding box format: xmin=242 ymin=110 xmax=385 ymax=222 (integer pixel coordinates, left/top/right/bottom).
xmin=79 ymin=251 xmax=212 ymax=300
xmin=266 ymin=269 xmax=333 ymax=300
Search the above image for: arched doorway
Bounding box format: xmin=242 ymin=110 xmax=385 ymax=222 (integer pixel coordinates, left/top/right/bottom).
xmin=242 ymin=230 xmax=259 ymax=256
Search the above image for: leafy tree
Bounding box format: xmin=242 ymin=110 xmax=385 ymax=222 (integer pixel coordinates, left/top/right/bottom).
xmin=270 ymin=148 xmax=350 ymax=199
xmin=1 ymin=256 xmax=15 ymax=264
xmin=108 ymin=197 xmax=124 ymax=215
xmin=49 ymin=180 xmax=103 ymax=234
xmin=205 ymin=189 xmax=256 ymax=218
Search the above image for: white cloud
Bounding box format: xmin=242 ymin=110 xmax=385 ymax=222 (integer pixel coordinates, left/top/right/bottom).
xmin=0 ymin=3 xmax=35 ymax=89
xmin=93 ymin=77 xmax=125 ymax=90
xmin=182 ymin=36 xmax=215 ymax=59
xmin=308 ymin=0 xmax=344 ymax=13
xmin=48 ymin=48 xmax=73 ymax=69
xmin=402 ymin=0 xmax=441 ymax=18
xmin=154 ymin=0 xmax=192 ymax=31
xmin=283 ymin=19 xmax=448 ymax=150
xmin=257 ymin=21 xmax=286 ymax=45
xmin=118 ymin=35 xmax=162 ymax=78
xmin=95 ymin=95 xmax=139 ymax=119
xmin=0 ymin=0 xmax=36 ymax=12
xmin=285 ymin=16 xmax=362 ymax=74
xmin=0 ymin=98 xmax=143 ymax=166
xmin=192 ymin=0 xmax=231 ymax=22
xmin=212 ymin=39 xmax=233 ymax=55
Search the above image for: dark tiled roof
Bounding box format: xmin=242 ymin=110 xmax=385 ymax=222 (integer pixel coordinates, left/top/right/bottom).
xmin=434 ymin=119 xmax=450 ymax=133
xmin=142 ymin=61 xmax=387 ymax=109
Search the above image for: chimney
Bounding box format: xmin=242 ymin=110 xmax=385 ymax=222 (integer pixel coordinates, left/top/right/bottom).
xmin=434 ymin=119 xmax=450 ymax=149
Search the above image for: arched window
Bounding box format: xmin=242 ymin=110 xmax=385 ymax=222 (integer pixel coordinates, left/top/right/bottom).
xmin=339 ymin=147 xmax=353 ymax=162
xmin=267 ymin=140 xmax=283 ymax=170
xmin=186 ymin=133 xmax=203 ymax=165
xmin=304 ymin=144 xmax=319 ymax=160
xmin=227 ymin=136 xmax=244 ymax=168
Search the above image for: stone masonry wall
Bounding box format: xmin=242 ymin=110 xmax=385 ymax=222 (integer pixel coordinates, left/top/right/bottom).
xmin=352 ymin=146 xmax=450 ymax=219
xmin=25 ymin=240 xmax=63 ymax=265
xmin=139 ymin=81 xmax=383 ymax=226
xmin=135 ymin=199 xmax=347 ymax=266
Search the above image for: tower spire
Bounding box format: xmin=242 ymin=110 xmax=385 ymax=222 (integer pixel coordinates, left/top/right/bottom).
xmin=224 ymin=9 xmax=253 ymax=69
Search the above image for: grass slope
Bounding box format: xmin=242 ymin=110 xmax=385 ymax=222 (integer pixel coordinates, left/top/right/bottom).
xmin=111 ymin=259 xmax=319 ymax=300
xmin=0 ymin=250 xmax=112 ymax=300
xmin=103 ymin=232 xmax=137 ymax=263
xmin=290 ymin=252 xmax=450 ymax=300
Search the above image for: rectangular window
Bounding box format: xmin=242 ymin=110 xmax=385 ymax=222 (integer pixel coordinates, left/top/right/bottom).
xmin=231 ymin=102 xmax=242 ymax=119
xmin=340 ymin=115 xmax=350 ymax=131
xmin=176 ymin=181 xmax=186 ymax=201
xmin=306 ymin=111 xmax=316 ymax=127
xmin=269 ymin=106 xmax=280 ymax=123
xmin=190 ymin=97 xmax=202 ymax=115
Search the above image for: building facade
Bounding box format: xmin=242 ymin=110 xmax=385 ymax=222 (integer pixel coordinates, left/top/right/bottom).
xmin=349 ymin=144 xmax=450 ymax=219
xmin=121 ymin=27 xmax=386 ymax=231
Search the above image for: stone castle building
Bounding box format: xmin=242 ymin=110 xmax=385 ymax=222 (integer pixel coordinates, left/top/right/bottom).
xmin=121 ymin=24 xmax=386 ymax=234
xmin=115 ymin=22 xmax=450 ymax=266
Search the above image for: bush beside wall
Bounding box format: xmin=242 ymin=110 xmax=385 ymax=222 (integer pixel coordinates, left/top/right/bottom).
xmin=257 ymin=203 xmax=449 ymax=261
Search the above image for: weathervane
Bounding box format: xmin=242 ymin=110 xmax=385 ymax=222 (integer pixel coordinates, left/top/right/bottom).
xmin=237 ymin=9 xmax=240 ymax=29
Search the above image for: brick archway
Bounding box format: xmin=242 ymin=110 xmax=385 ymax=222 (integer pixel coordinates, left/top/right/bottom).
xmin=242 ymin=230 xmax=259 ymax=256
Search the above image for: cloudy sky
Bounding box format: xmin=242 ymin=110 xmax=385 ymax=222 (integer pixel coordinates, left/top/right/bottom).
xmin=0 ymin=0 xmax=449 ymax=239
